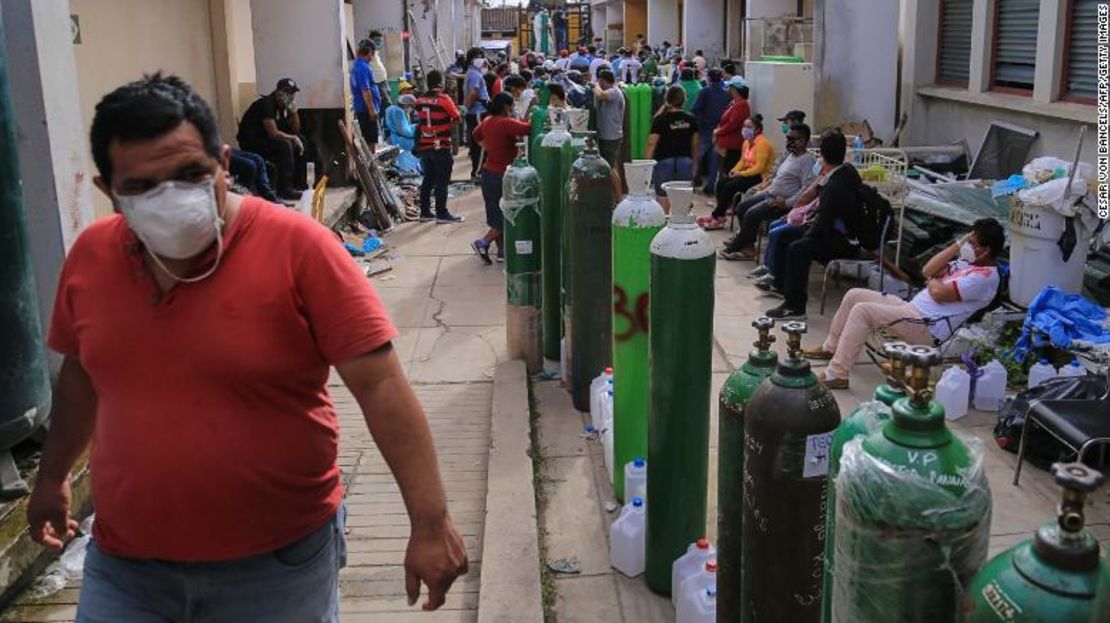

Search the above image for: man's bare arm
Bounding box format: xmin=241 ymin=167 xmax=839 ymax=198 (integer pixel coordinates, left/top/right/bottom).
xmin=337 ymin=344 xmax=467 ymax=610
xmin=27 ymin=356 xmax=97 ymax=549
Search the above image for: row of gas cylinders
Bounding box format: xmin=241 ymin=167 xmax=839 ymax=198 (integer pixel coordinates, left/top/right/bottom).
xmin=496 ymin=108 xmax=1109 ymax=622
xmin=714 ymin=323 xmax=1110 ymax=622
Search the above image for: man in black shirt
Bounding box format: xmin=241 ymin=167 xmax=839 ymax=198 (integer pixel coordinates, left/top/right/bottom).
xmin=237 ymin=78 xmax=311 ymax=200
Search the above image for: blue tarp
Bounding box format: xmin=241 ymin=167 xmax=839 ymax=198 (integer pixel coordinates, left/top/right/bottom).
xmin=1013 ymin=286 xmax=1110 ymax=361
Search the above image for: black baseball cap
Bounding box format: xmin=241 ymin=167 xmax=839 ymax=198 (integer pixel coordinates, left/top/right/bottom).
xmin=357 ymin=38 xmax=374 ymax=54
xmin=276 ymin=78 xmax=300 ymax=93
xmin=777 ymin=110 xmax=805 ymax=123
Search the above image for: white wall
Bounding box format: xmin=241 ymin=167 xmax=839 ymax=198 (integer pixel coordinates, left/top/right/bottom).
xmin=817 ymin=0 xmax=899 ymax=140
xmin=684 ymin=0 xmax=725 ymax=64
xmin=646 ymin=0 xmax=679 ymax=46
xmin=251 ymin=0 xmax=347 ymax=109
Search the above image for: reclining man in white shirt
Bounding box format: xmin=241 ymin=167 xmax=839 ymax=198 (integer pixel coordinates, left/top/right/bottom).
xmin=804 ymin=217 xmax=1006 ymax=390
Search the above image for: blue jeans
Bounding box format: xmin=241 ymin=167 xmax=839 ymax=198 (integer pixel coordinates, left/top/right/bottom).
xmin=652 ymin=157 xmax=694 ymax=196
xmin=697 ymin=135 xmax=718 ymax=191
xmin=764 ymin=219 xmax=794 ymax=274
xmin=481 ymin=170 xmax=504 ymax=231
xmin=77 ymin=506 xmax=346 ymax=623
xmin=229 ymin=149 xmax=277 ymax=202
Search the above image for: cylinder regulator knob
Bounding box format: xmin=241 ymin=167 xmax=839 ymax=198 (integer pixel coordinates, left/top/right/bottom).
xmin=1052 ymin=462 xmax=1104 ymax=534
xmin=752 ymin=317 xmax=776 ymax=352
xmin=781 ymin=321 xmax=807 ymax=361
xmin=903 ymin=345 xmax=942 ymax=405
xmin=881 ymin=341 xmax=909 ymax=387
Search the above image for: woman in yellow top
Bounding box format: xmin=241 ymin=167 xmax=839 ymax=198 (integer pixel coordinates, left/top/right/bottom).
xmin=702 ymin=114 xmax=774 ymax=230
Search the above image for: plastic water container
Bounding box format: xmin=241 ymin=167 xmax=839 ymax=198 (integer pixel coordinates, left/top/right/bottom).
xmin=306 ymin=162 xmax=316 ymax=190
xmin=624 ymin=457 xmax=647 ymax=501
xmin=671 ymin=538 xmax=716 ymax=605
xmin=676 ymin=560 xmax=717 ymax=619
xmin=936 ymin=366 xmax=971 ymax=421
xmin=852 ymin=134 xmax=865 ymax=163
xmin=1008 ymin=202 xmax=1092 ymax=306
xmin=973 ymin=360 xmax=1008 ymax=412
xmin=677 ymin=584 xmax=717 ymax=623
xmin=1027 ymin=359 xmax=1057 ymax=389
xmin=590 ymin=369 xmax=613 ymax=431
xmin=602 ymin=402 xmax=615 ymax=483
xmin=610 ymin=496 xmax=646 ymax=577
xmin=1059 ymin=359 xmax=1086 ymax=378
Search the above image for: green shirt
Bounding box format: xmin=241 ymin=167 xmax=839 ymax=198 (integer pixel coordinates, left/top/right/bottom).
xmin=679 ymin=80 xmax=701 ymax=112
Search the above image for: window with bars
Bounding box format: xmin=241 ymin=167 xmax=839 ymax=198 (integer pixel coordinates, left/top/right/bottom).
xmin=991 ymin=0 xmax=1040 ymax=92
xmin=937 ymin=0 xmax=973 ymax=85
xmin=1063 ymin=0 xmax=1096 ymax=102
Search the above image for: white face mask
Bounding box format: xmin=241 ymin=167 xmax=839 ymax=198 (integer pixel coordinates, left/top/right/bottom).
xmin=742 ymin=128 xmax=755 ymax=140
xmin=116 ymin=178 xmax=224 ymax=282
xmin=812 ymin=160 xmax=822 ymax=176
xmin=959 ymin=242 xmax=978 ymax=263
xmin=472 ymin=58 xmax=485 ymax=69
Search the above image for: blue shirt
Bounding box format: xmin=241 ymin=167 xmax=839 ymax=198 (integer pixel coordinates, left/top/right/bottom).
xmin=350 ymin=57 xmax=380 ymax=114
xmin=691 ymin=82 xmax=730 ymax=138
xmin=464 ymin=68 xmax=488 ymax=116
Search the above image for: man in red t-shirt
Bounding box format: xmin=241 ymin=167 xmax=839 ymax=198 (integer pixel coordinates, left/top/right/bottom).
xmin=26 ymin=74 xmax=467 ymax=621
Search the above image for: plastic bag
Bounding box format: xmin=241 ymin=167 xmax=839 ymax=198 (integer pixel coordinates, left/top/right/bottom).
xmin=1021 ymin=157 xmax=1093 ymax=186
xmin=830 ymin=437 xmax=991 ymax=623
xmin=993 ymin=374 xmax=1107 ymax=467
xmin=1015 ymin=176 xmax=1090 ymax=215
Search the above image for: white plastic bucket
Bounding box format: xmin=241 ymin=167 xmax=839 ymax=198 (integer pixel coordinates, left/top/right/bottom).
xmin=1008 ymin=202 xmax=1090 ymax=307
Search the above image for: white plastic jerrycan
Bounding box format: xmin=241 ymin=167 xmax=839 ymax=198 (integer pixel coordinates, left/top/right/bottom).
xmin=624 ymin=457 xmax=647 ymax=501
xmin=671 ymin=538 xmax=716 ymax=605
xmin=1027 ymin=359 xmax=1056 ymax=389
xmin=1059 ymin=359 xmax=1085 ymax=378
xmin=676 ymin=559 xmax=717 ymax=620
xmin=677 ymin=583 xmax=717 ymax=623
xmin=935 ymin=366 xmax=971 ymax=421
xmin=590 ymin=368 xmax=614 ymax=430
xmin=602 ymin=391 xmax=615 ymax=482
xmin=972 ymin=359 xmax=1007 ymax=412
xmin=609 ymin=496 xmax=646 ymax=577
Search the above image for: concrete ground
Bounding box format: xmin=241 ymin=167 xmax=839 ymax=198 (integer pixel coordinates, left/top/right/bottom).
xmin=533 ymin=192 xmax=1110 ymax=623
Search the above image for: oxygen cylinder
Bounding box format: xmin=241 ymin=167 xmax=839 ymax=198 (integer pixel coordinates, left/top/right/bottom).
xmin=716 ymin=317 xmax=777 ymax=623
xmin=645 ymin=181 xmax=716 ymax=594
xmin=623 ymin=85 xmax=639 ymax=161
xmin=538 ymin=110 xmax=570 ymax=362
xmin=1095 ymin=550 xmax=1110 ymax=623
xmin=565 ymin=133 xmax=614 ymax=411
xmin=611 ymin=160 xmax=666 ymax=502
xmin=637 ymin=83 xmax=652 ymax=160
xmin=559 ymin=130 xmax=588 ymax=373
xmin=741 ymin=322 xmax=841 ymax=621
xmin=529 ymin=104 xmax=548 ymax=166
xmin=962 ymin=462 xmax=1109 ymax=622
xmin=832 ymin=346 xmax=992 ymax=623
xmin=820 ymin=341 xmax=907 ymax=623
xmin=501 ymin=143 xmax=543 ymax=373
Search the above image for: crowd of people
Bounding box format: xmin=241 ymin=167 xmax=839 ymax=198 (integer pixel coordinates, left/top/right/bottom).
xmin=245 ymin=33 xmax=1006 ymax=390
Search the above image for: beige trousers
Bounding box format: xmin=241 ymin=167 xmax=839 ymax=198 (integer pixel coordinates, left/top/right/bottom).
xmin=822 ymin=288 xmax=934 ymax=378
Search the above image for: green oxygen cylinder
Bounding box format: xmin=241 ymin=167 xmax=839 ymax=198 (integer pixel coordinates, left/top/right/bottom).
xmin=637 ymin=83 xmax=652 ymax=160
xmin=565 ymin=133 xmax=614 ymax=411
xmin=537 ymin=80 xmax=551 ymax=107
xmin=622 ymin=85 xmax=638 ymax=161
xmin=962 ymin=462 xmax=1108 ymax=622
xmin=644 ymin=181 xmax=716 ymax=594
xmin=0 ymin=14 xmax=51 ymax=498
xmin=611 ymin=159 xmax=666 ymax=502
xmin=559 ymin=129 xmax=588 ymax=379
xmin=819 ymin=341 xmax=908 ymax=623
xmin=741 ymin=321 xmax=841 ymax=621
xmin=529 ymin=105 xmax=548 ymax=166
xmin=502 ymin=142 xmax=543 ymax=373
xmin=538 ymin=110 xmax=569 ymax=363
xmin=716 ymin=317 xmax=778 ymax=623
xmin=1094 ymin=547 xmax=1110 ymax=623
xmin=832 ymin=346 xmax=992 ymax=623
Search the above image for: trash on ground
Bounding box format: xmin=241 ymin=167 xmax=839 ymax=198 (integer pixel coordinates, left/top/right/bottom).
xmin=547 ymin=558 xmax=581 ymax=575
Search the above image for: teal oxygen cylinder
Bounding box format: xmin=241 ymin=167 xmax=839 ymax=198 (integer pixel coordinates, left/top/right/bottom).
xmin=644 ymin=181 xmax=716 ymax=594
xmin=610 ymin=159 xmax=665 ymax=502
xmin=501 ymin=142 xmax=543 ymax=373
xmin=565 ymin=133 xmax=614 ymax=411
xmin=963 ymin=462 xmax=1109 ymax=622
xmin=537 ymin=109 xmax=570 ymax=362
xmin=559 ymin=128 xmax=588 ymax=377
xmin=820 ymin=341 xmax=908 ymax=623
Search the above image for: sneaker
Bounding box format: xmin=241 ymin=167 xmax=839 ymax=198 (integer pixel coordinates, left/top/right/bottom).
xmin=718 ymin=250 xmax=746 ymax=261
xmin=436 ymin=213 xmax=465 ymax=224
xmin=748 ymin=265 xmax=769 ymax=278
xmin=766 ymin=304 xmax=805 ymax=320
xmin=419 ymin=213 xmax=436 ymax=222
xmin=472 ymin=239 xmax=492 ymax=265
xmin=803 ymin=346 xmax=835 ymax=360
xmin=753 ymin=274 xmax=775 ymax=286
xmin=817 ymin=369 xmax=850 ymax=390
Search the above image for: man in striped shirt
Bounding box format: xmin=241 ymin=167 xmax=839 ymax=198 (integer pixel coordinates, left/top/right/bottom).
xmin=413 ymin=71 xmax=465 ymax=223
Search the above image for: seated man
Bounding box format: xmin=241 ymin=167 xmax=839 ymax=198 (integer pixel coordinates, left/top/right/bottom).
xmin=719 ymin=123 xmax=816 ymax=260
xmin=806 ymin=218 xmax=1005 ymax=389
xmin=237 ymin=78 xmax=310 ymax=200
xmin=766 ymin=131 xmax=866 ymax=321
